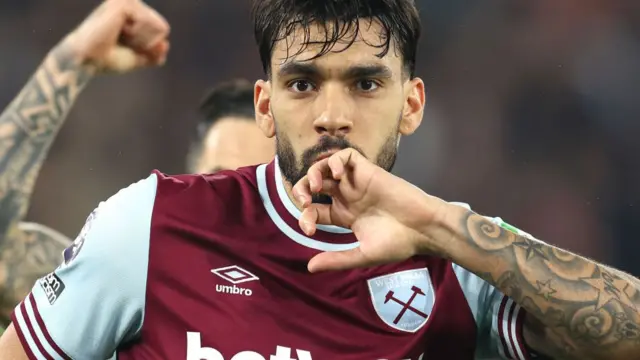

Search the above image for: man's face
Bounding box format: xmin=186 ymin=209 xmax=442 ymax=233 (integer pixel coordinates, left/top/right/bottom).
xmin=195 ymin=116 xmax=275 ymax=173
xmin=256 ymin=19 xmax=425 ymax=196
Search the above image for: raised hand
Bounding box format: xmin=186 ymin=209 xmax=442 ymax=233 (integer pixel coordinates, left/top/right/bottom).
xmin=62 ymin=0 xmax=170 ymax=73
xmin=292 ymin=148 xmax=450 ymax=273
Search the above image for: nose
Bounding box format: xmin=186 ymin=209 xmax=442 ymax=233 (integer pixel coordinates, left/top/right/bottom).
xmin=312 ymin=84 xmax=353 ymax=136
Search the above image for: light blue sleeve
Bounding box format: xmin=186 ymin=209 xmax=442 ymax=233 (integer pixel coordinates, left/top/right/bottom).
xmin=453 ymin=263 xmax=529 ymax=360
xmin=11 ymin=174 xmax=157 ymax=360
xmin=449 ymin=203 xmax=530 ymax=360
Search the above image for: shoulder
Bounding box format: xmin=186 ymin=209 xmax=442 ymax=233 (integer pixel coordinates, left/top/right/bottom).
xmin=150 ymin=165 xmax=262 ymax=227
xmin=152 ymin=165 xmax=258 ymax=199
xmin=61 ymin=174 xmax=159 ymax=267
xmin=10 ymin=176 xmax=160 ymax=358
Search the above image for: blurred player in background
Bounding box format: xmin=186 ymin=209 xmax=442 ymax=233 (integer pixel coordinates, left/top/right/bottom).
xmin=2 ymin=0 xmax=640 ymax=360
xmin=0 ymin=0 xmax=169 ymax=323
xmin=0 ymin=0 xmax=272 ymax=329
xmin=187 ymin=79 xmax=274 ymax=174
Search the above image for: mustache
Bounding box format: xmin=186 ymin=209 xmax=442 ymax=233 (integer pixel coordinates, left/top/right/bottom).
xmin=301 ymin=136 xmax=365 ymax=163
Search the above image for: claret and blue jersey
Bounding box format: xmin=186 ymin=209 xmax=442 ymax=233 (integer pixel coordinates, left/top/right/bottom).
xmin=12 ymin=158 xmax=531 ymax=359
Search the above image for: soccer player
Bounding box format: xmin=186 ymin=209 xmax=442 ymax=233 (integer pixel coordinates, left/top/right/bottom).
xmin=0 ymin=0 xmax=272 ymax=327
xmin=2 ymin=1 xmax=640 ymax=360
xmin=187 ymin=79 xmax=275 ymax=174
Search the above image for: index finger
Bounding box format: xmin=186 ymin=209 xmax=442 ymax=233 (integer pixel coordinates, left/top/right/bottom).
xmin=306 ymin=157 xmax=332 ymax=192
xmin=327 ymin=148 xmax=366 ymax=180
xmin=292 ymin=175 xmax=312 ymax=207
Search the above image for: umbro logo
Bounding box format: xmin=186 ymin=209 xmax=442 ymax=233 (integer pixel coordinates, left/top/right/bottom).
xmin=211 ymin=265 xmax=259 ymax=296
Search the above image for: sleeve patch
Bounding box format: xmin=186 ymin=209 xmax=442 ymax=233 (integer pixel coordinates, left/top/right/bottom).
xmin=38 ymin=273 xmax=65 ymax=305
xmin=62 ymin=208 xmax=98 ymax=266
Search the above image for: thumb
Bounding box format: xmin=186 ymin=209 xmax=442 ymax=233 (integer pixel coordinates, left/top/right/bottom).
xmin=308 ymin=248 xmax=369 ymax=273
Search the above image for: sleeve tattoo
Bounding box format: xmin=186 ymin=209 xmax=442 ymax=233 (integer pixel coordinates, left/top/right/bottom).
xmin=0 ymin=45 xmax=92 ymax=320
xmin=458 ymin=211 xmax=640 ymax=359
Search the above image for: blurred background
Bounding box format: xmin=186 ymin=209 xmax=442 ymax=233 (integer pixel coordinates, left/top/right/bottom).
xmin=1 ymin=0 xmax=639 ymax=273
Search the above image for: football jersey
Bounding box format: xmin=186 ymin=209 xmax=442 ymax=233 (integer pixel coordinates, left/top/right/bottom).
xmin=11 ymin=159 xmax=531 ymax=360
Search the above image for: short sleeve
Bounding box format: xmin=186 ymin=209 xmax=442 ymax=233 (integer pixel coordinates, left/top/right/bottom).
xmin=452 ymin=263 xmax=530 ymax=360
xmin=447 ymin=204 xmax=530 ymax=360
xmin=10 ymin=174 xmax=158 ymax=360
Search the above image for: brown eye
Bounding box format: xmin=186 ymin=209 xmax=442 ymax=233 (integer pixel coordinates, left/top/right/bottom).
xmin=356 ymin=79 xmax=379 ymax=92
xmin=289 ymin=80 xmax=316 ymax=93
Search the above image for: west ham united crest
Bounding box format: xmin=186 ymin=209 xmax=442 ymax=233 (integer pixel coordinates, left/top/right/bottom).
xmin=367 ymin=268 xmax=435 ymax=333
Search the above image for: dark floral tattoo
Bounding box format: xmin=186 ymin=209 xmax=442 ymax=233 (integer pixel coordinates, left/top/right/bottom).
xmin=458 ymin=211 xmax=640 ymax=359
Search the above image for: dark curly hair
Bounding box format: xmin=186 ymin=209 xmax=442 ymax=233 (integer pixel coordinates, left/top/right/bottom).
xmin=252 ymin=0 xmax=421 ymax=78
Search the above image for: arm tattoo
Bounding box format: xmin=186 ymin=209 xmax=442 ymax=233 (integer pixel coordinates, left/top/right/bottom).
xmin=458 ymin=211 xmax=640 ymax=359
xmin=0 ymin=45 xmax=92 ymax=319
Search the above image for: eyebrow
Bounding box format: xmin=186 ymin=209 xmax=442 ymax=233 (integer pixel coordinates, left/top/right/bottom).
xmin=343 ymin=64 xmax=393 ymax=80
xmin=277 ymin=62 xmax=393 ymax=80
xmin=277 ymin=62 xmax=322 ymax=78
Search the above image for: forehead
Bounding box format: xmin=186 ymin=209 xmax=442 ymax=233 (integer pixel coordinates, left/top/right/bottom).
xmin=270 ymin=19 xmax=402 ymax=76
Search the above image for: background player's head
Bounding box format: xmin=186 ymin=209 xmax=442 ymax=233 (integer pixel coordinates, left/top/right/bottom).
xmin=187 ymin=79 xmax=275 ymax=173
xmin=252 ymin=0 xmax=425 ymax=201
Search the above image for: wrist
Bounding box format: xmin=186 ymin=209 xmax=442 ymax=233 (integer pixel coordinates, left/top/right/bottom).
xmin=414 ymin=200 xmax=468 ymax=259
xmin=53 ymin=36 xmax=99 ymax=76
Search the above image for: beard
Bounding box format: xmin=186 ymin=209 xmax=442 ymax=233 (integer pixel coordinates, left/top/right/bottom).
xmin=277 ymin=129 xmax=399 ymax=205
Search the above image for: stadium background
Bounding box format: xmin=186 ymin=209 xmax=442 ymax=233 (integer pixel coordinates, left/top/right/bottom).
xmin=0 ymin=1 xmax=639 ymax=274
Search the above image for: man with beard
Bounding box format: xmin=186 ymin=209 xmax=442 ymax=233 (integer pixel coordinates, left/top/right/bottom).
xmin=3 ymin=0 xmax=640 ymax=359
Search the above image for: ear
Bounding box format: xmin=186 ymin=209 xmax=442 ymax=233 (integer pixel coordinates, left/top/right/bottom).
xmin=399 ymin=77 xmax=426 ymax=136
xmin=254 ymin=79 xmax=275 ymax=138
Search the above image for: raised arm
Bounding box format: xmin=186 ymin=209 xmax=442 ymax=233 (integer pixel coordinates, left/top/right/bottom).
xmin=0 ymin=0 xmax=169 ymax=320
xmin=0 ymin=42 xmax=92 ymax=319
xmin=292 ymin=148 xmax=640 ymax=360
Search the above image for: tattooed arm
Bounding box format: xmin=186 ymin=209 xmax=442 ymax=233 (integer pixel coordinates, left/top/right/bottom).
xmin=437 ymin=204 xmax=640 ymax=360
xmin=0 ymin=44 xmax=94 ymax=320
xmin=0 ymin=0 xmax=169 ymax=325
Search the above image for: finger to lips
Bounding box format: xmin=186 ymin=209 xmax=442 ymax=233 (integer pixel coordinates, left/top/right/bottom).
xmin=320 ymin=179 xmax=339 ymax=196
xmin=328 ymin=148 xmax=358 ymax=180
xmin=328 ymin=155 xmax=345 ymax=180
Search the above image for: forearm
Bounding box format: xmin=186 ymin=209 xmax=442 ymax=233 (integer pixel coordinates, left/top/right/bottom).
xmin=0 ymin=42 xmax=93 ymax=316
xmin=430 ymin=204 xmax=640 ymax=360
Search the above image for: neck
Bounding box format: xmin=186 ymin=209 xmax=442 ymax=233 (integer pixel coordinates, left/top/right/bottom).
xmin=274 ymin=157 xmax=305 ymax=212
xmin=282 ymin=175 xmax=304 ymax=212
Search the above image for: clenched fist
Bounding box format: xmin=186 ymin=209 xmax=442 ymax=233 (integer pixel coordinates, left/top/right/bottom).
xmin=61 ymin=0 xmax=170 ymax=73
